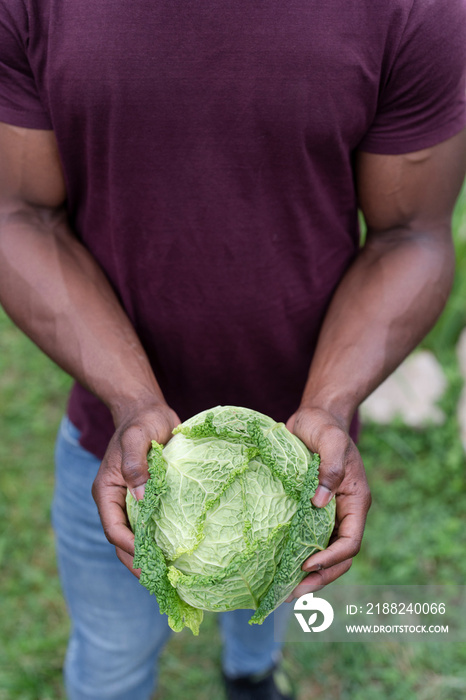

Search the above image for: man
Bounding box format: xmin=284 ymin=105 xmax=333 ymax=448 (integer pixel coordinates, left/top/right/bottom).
xmin=0 ymin=0 xmax=465 ymax=698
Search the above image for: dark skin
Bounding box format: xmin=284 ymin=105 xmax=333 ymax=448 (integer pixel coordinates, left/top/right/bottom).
xmin=1 ymin=121 xmax=465 ymax=598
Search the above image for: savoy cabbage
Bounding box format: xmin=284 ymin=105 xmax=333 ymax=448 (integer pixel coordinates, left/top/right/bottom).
xmin=126 ymin=405 xmax=335 ymax=635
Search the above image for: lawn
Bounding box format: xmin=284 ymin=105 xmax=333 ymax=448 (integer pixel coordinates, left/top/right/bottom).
xmin=1 ymin=187 xmax=466 ymax=699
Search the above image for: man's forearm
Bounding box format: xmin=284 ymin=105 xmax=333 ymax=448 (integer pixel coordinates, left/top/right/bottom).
xmin=0 ymin=204 xmax=164 ymax=422
xmin=300 ymin=227 xmax=455 ymax=428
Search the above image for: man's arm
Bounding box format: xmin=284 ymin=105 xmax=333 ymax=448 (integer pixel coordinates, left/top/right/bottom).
xmin=287 ymin=128 xmax=466 ymax=599
xmin=0 ymin=123 xmax=179 ymax=565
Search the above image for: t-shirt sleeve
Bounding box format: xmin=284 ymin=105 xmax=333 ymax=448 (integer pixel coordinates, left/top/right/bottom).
xmin=0 ymin=1 xmax=52 ymax=129
xmin=358 ymin=0 xmax=466 ymax=155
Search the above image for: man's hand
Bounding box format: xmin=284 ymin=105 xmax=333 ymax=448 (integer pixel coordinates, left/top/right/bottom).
xmin=92 ymin=401 xmax=180 ymax=575
xmin=286 ymin=406 xmax=371 ymax=600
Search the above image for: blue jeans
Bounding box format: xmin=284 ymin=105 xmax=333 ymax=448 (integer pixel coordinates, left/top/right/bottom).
xmin=52 ymin=416 xmax=292 ymax=700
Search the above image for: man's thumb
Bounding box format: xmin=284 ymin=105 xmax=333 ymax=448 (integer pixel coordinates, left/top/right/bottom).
xmin=120 ymin=427 xmax=150 ymax=499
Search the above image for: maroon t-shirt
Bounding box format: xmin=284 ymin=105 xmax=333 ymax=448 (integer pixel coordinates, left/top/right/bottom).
xmin=1 ymin=0 xmax=466 ymax=459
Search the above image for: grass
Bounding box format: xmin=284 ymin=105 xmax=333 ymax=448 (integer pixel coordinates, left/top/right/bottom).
xmin=1 ymin=186 xmax=466 ymax=699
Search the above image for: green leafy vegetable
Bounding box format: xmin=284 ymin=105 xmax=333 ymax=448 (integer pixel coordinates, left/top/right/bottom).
xmin=126 ymin=406 xmax=335 ymax=634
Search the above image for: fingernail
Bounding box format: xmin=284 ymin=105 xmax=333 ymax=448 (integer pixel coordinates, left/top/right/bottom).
xmin=312 ymin=486 xmax=332 ymax=507
xmin=132 ymin=484 xmax=146 ymax=501
xmin=303 ymin=563 xmax=323 ymax=573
